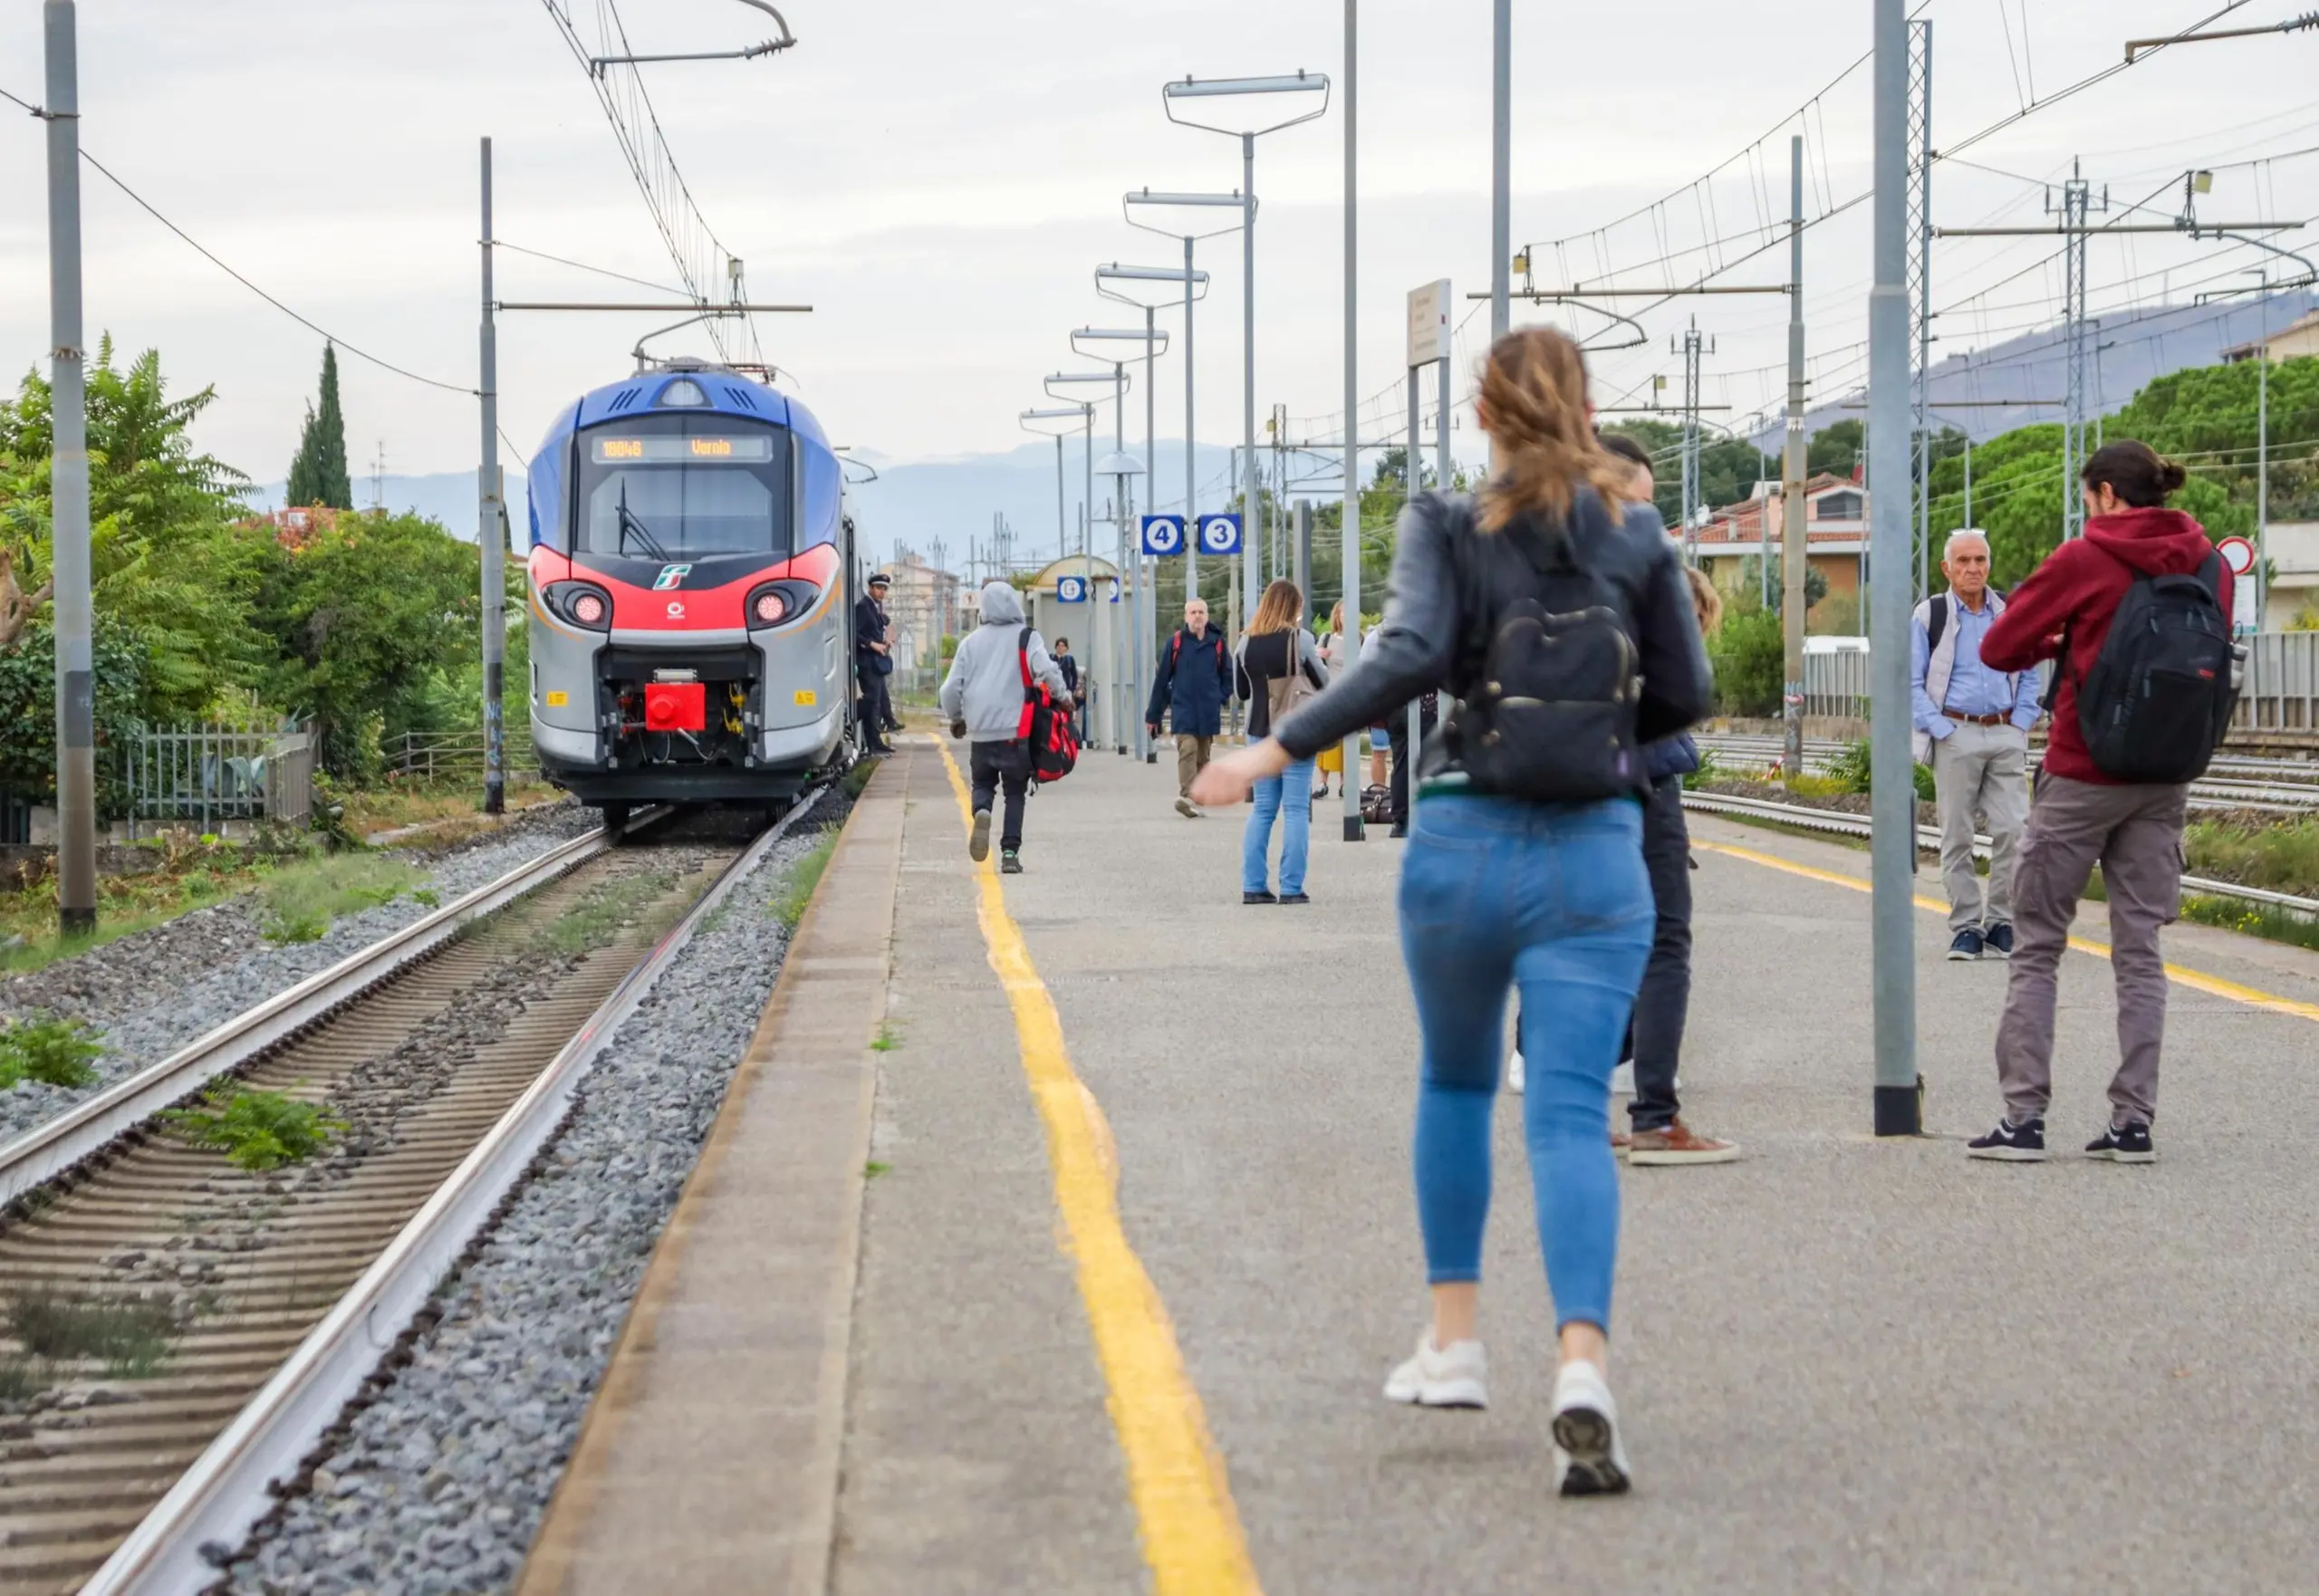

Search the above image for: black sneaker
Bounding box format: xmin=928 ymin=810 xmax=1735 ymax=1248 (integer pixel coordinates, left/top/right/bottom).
xmin=1983 ymin=922 xmax=2015 ymax=959
xmin=1278 ymin=892 xmax=1311 ymax=905
xmin=1000 ymin=851 xmax=1023 ymax=875
xmin=969 ymin=808 xmax=992 ymax=863
xmin=1966 ymin=1117 xmax=2047 ymax=1161
xmin=1948 ymin=928 xmax=1985 ymax=961
xmin=2085 ymin=1122 xmax=2156 ymax=1164
xmin=1243 ymin=889 xmax=1277 ymax=905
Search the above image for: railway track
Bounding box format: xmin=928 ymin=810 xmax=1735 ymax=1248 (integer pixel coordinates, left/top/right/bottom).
xmin=1692 ymin=733 xmax=2319 ymax=816
xmin=0 ymin=798 xmax=825 ymax=1593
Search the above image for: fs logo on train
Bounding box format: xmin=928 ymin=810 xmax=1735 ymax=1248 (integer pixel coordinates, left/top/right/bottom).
xmin=652 ymin=563 xmax=694 ymax=591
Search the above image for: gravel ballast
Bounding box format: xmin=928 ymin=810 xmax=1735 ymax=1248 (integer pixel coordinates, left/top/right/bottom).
xmin=217 ymin=796 xmax=845 ymax=1596
xmin=0 ymin=803 xmax=598 ymax=1145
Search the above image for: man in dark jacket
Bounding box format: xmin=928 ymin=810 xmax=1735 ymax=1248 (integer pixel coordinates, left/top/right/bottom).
xmin=1146 ymin=596 xmax=1232 ymax=817
xmin=854 ymin=572 xmax=894 ymax=755
xmin=1053 ymin=638 xmax=1085 ymax=745
xmin=1966 ymin=441 xmax=2229 ymax=1167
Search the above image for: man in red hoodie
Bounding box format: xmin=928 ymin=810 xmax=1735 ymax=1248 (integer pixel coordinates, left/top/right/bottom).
xmin=1964 ymin=440 xmax=2230 ymax=1168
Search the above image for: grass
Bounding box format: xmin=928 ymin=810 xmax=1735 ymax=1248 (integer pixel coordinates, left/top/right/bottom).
xmin=547 ymin=870 xmax=683 ymax=957
xmin=335 ymin=776 xmax=559 ymax=840
xmin=161 ymin=1087 xmax=347 ymax=1171
xmin=870 ymin=1021 xmax=899 ymax=1053
xmin=842 ymin=759 xmax=879 ymax=800
xmin=863 ymin=1160 xmax=891 ymax=1179
xmin=2179 ymin=892 xmax=2319 ymax=951
xmin=2183 ymin=817 xmax=2319 ymax=900
xmin=773 ymin=832 xmax=840 ymax=932
xmin=255 ymin=852 xmax=421 ymax=944
xmin=0 ymin=1014 xmax=103 ymax=1091
xmin=8 ymin=1290 xmax=179 ymax=1378
xmin=0 ymin=834 xmax=255 ymax=976
xmin=0 ymin=1358 xmax=41 ymax=1401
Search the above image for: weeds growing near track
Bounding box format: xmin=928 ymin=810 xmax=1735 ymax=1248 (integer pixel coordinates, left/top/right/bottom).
xmin=8 ymin=1290 xmax=179 ymax=1378
xmin=161 ymin=1087 xmax=347 ymax=1171
xmin=548 ymin=871 xmax=682 ymax=957
xmin=0 ymin=1013 xmax=103 ymax=1090
xmin=773 ymin=832 xmax=840 ymax=932
xmin=256 ymin=853 xmax=421 ymax=943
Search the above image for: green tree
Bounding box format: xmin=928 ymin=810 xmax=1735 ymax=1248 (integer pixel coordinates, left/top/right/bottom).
xmin=1808 ymin=418 xmax=1862 ymax=479
xmin=252 ymin=511 xmax=480 ymax=777
xmin=0 ymin=338 xmax=266 ymax=719
xmin=0 ymin=616 xmax=146 ymax=819
xmin=285 ymin=343 xmax=352 ymax=510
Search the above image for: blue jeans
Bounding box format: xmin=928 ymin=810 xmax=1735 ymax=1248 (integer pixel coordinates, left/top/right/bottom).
xmin=1398 ymin=793 xmax=1651 ymax=1332
xmin=1242 ymin=756 xmax=1317 ymax=895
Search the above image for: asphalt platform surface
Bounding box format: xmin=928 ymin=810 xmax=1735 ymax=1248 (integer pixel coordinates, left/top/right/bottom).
xmin=835 ymin=738 xmax=2319 ymax=1594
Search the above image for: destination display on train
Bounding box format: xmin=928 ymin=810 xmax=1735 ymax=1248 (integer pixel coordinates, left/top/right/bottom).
xmin=591 ymin=435 xmax=775 ymax=463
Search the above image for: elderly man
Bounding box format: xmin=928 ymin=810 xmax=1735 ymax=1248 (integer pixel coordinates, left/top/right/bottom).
xmin=1911 ymin=528 xmax=2042 ymax=960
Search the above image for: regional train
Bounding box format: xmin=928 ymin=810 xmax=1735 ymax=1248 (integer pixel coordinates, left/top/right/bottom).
xmin=524 ymin=358 xmax=859 ymax=822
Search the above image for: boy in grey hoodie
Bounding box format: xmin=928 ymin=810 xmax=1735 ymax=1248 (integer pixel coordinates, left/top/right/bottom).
xmin=939 ymin=581 xmax=1073 ymax=872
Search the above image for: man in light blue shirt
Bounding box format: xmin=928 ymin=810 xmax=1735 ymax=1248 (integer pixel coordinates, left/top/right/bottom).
xmin=1910 ymin=528 xmax=2041 ymax=960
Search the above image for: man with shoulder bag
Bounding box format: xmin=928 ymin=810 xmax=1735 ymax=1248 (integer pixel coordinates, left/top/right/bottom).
xmin=1966 ymin=442 xmax=2237 ymax=1167
xmin=1911 ymin=528 xmax=2042 ymax=962
xmin=938 ymin=581 xmax=1073 ymax=876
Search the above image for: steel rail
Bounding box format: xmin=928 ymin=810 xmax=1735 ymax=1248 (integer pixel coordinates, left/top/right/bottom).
xmin=83 ymin=785 xmax=829 ymax=1594
xmin=0 ymin=810 xmax=669 ymax=1209
xmin=1682 ymin=789 xmax=2319 ymax=917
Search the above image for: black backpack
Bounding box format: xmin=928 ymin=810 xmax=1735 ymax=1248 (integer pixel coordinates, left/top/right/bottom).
xmin=2066 ymin=550 xmax=2240 ymax=784
xmin=1440 ymin=506 xmax=1644 ymax=803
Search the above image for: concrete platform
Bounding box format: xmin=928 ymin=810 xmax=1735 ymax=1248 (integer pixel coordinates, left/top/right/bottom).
xmin=524 ymin=737 xmax=2319 ymax=1595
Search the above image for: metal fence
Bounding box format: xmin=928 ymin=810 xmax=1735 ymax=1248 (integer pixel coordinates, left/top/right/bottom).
xmin=125 ymin=724 xmax=313 ymax=830
xmin=1801 ymin=630 xmax=2318 ymax=732
xmin=0 ymin=792 xmax=31 ymax=846
xmin=383 ymin=726 xmax=539 ymax=783
xmin=1802 ymin=649 xmax=1872 ymax=720
xmin=2237 ymin=630 xmax=2319 ymax=731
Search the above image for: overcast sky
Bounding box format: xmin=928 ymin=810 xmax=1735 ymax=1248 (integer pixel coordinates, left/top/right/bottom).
xmin=4 ymin=0 xmax=2315 ymax=493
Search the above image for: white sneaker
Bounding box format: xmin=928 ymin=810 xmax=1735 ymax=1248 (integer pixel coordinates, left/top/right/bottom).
xmin=1551 ymin=1360 xmax=1631 ymax=1496
xmin=1611 ymin=1060 xmax=1634 ymax=1095
xmin=1506 ymin=1050 xmax=1525 ymax=1095
xmin=1382 ymin=1332 xmax=1487 ymax=1409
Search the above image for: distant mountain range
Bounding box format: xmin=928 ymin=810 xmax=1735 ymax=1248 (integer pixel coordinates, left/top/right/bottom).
xmin=260 ymin=292 xmax=2316 ymax=561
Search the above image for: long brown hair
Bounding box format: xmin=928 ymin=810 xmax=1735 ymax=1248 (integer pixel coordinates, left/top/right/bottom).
xmin=1249 ymin=579 xmax=1303 ymax=636
xmin=1475 ymin=327 xmax=1632 ymax=533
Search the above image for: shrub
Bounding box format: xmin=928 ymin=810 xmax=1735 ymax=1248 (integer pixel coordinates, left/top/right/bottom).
xmin=0 ymin=1013 xmax=102 ymax=1090
xmin=161 ymin=1087 xmax=346 ymax=1170
xmin=1707 ymin=606 xmax=1784 ymax=717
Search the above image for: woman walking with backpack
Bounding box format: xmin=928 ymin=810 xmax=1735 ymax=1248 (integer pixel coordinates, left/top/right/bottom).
xmin=1232 ymin=580 xmax=1330 ymax=904
xmin=1193 ymin=328 xmax=1710 ymax=1495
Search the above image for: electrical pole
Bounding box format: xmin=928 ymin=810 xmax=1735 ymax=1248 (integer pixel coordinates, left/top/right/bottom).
xmin=1186 ymin=234 xmax=1199 ymax=603
xmin=1869 ymin=0 xmax=1920 ymax=1135
xmin=1491 ymin=0 xmax=1510 ymax=349
xmin=1342 ymin=0 xmax=1362 ymax=839
xmin=2053 ymin=159 xmax=2107 ymax=540
xmin=1142 ymin=303 xmax=1158 ymax=762
xmin=478 ymin=138 xmax=505 ymax=816
xmin=1909 ymin=17 xmax=1934 ymax=602
xmin=1675 ymin=319 xmax=1712 ymax=564
xmin=1243 ymin=134 xmax=1260 ymax=628
xmin=45 ymin=0 xmax=95 ymax=934
xmin=1783 ymin=133 xmax=1808 ymax=796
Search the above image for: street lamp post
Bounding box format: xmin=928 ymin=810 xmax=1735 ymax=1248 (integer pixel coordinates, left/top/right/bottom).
xmin=1019 ymin=407 xmax=1083 ymax=568
xmin=1163 ymin=72 xmax=1331 ymax=627
xmin=1073 ymin=328 xmax=1170 ymax=761
xmin=1045 ymin=371 xmax=1127 ymax=748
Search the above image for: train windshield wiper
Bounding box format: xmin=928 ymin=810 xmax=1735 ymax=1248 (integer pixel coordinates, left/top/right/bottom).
xmin=614 ymin=486 xmax=673 ymax=562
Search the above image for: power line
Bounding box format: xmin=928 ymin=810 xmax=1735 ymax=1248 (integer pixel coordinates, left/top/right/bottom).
xmin=493 ymin=240 xmax=685 ymax=296
xmin=76 ymin=148 xmax=476 ymax=396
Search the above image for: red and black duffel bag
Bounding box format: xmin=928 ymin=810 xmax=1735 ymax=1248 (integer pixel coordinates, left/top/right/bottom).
xmin=1016 ymin=626 xmax=1080 ymax=784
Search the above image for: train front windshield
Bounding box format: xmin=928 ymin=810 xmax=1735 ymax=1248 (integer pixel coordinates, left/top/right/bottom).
xmin=574 ymin=416 xmax=793 ymax=559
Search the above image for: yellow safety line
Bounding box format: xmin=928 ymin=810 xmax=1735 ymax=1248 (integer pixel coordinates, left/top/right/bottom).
xmin=1697 ymin=838 xmax=2319 ymax=1024
xmin=934 ymin=739 xmax=1261 ymax=1595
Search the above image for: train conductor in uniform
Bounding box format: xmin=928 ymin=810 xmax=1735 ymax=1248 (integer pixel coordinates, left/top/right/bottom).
xmin=856 ymin=571 xmax=896 ymax=756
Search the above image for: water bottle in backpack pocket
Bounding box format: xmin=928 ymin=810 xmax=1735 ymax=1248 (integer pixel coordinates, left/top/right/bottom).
xmin=2066 ymin=551 xmax=2242 ymax=784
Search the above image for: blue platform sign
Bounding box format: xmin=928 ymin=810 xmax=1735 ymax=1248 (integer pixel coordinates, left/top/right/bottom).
xmin=1198 ymin=513 xmax=1243 ymax=556
xmin=1055 ymin=574 xmax=1090 ymax=603
xmin=1140 ymin=514 xmax=1186 ymax=556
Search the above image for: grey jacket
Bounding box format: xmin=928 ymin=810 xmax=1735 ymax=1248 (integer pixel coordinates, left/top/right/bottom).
xmin=939 ymin=581 xmax=1072 ymax=742
xmin=1274 ymin=488 xmax=1711 ymax=796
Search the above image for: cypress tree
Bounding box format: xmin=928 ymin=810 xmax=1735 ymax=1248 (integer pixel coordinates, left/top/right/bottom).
xmin=285 ymin=343 xmax=353 ymax=509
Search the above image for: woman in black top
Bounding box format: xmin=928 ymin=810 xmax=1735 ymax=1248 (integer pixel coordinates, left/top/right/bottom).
xmin=1193 ymin=328 xmax=1709 ymax=1496
xmin=1231 ymin=580 xmax=1331 ymax=904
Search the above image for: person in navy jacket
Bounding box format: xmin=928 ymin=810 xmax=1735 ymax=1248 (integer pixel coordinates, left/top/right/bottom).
xmin=1146 ymin=595 xmax=1233 ymax=817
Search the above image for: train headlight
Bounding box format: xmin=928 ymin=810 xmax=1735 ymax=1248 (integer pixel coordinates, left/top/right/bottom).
xmin=545 ymin=581 xmax=614 ymax=631
xmin=745 ymin=580 xmax=818 ymax=630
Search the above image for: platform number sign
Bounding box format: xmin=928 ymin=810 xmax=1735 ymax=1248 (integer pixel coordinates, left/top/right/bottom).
xmin=1056 ymin=574 xmax=1090 ymax=603
xmin=1140 ymin=514 xmax=1186 ymax=556
xmin=1198 ymin=513 xmax=1243 ymax=556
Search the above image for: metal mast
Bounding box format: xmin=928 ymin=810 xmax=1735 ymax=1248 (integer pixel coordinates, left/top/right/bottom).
xmin=1908 ymin=17 xmax=1934 ymax=598
xmin=2053 ymin=159 xmax=2108 ymax=539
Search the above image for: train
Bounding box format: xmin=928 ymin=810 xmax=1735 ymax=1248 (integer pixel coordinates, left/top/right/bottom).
xmin=524 ymin=358 xmax=860 ymax=822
